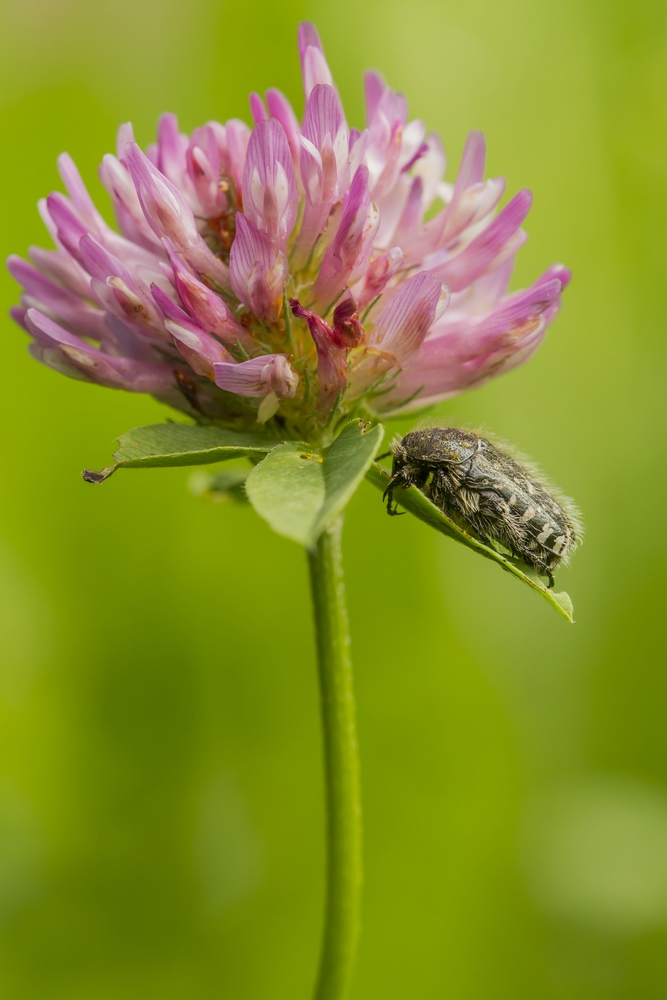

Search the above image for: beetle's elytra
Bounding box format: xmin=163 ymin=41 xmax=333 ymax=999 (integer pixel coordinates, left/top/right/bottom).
xmin=383 ymin=427 xmax=581 ymax=588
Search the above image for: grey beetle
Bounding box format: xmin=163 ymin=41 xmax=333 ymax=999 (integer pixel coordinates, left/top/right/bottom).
xmin=383 ymin=427 xmax=582 ymax=588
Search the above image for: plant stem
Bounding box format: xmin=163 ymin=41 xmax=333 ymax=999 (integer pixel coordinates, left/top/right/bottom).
xmin=307 ymin=516 xmax=362 ymax=1000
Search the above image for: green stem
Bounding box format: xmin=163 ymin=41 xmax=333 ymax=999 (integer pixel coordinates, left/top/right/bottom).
xmin=307 ymin=517 xmax=362 ymax=1000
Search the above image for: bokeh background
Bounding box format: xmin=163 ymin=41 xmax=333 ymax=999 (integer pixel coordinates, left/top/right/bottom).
xmin=0 ymin=0 xmax=666 ymax=996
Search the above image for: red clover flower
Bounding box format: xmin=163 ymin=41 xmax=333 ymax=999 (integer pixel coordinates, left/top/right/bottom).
xmin=8 ymin=22 xmax=570 ymax=439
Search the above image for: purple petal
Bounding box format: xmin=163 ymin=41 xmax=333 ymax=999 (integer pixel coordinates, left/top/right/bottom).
xmin=382 ymin=268 xmax=569 ymax=408
xmin=242 ymin=119 xmax=298 ymax=251
xmin=52 ymin=153 xmax=170 ymax=274
xmin=312 ymin=166 xmax=380 ymax=311
xmin=27 ymin=341 xmax=95 ymax=383
xmin=102 ymin=314 xmax=162 ymax=361
xmin=291 ymin=139 xmax=326 ymax=270
xmin=162 ymin=240 xmax=254 ymax=349
xmin=28 ymin=246 xmax=92 ymax=299
xmin=298 ymin=22 xmax=334 ymax=97
xmin=393 ymin=176 xmax=424 ymax=245
xmin=332 ymin=295 xmax=364 ymax=349
xmin=474 ymin=277 xmax=563 ymax=339
xmin=229 ymin=213 xmax=288 ymax=322
xmin=124 ymin=140 xmax=197 ymax=246
xmin=116 ymin=122 xmax=135 ymax=159
xmin=290 ymin=298 xmax=346 ymax=412
xmin=364 ymin=71 xmax=385 ymax=125
xmin=44 ymin=192 xmax=89 ymax=262
xmin=292 ymin=85 xmax=350 ymax=267
xmin=401 ymin=141 xmax=429 ymax=174
xmin=76 ymin=234 xmax=163 ymax=330
xmin=386 ymin=318 xmax=547 ymax=409
xmin=265 ymin=89 xmax=301 ymax=167
xmin=364 ymin=83 xmax=409 ymax=197
xmin=10 ymin=305 xmax=29 ymax=332
xmin=185 ymin=134 xmax=226 ymax=219
xmin=448 ymin=255 xmax=516 ymax=314
xmin=298 ymin=137 xmax=323 ymax=203
xmin=456 ymin=131 xmax=486 ymax=190
xmin=445 ymin=177 xmax=506 ymax=247
xmin=124 ymin=142 xmax=230 ymax=288
xmin=164 ymin=319 xmax=232 ymax=378
xmin=37 ymin=196 xmax=59 ymax=245
xmin=24 ymin=308 xmax=174 ymax=392
xmin=214 ymin=354 xmax=298 ymax=398
xmin=225 ymin=119 xmax=252 ymax=191
xmin=8 ymin=254 xmax=108 ymax=342
xmin=536 ymin=263 xmax=572 ymax=289
xmin=77 ymin=234 xmax=136 ymax=287
xmin=412 ymin=132 xmax=446 ymax=211
xmin=99 ymin=153 xmax=164 ymax=251
xmin=434 ymin=135 xmax=505 ymax=246
xmin=303 ymin=84 xmax=347 ymax=153
xmin=430 ymin=189 xmax=533 ymax=292
xmin=57 ymin=153 xmax=108 ymax=238
xmin=156 ymin=113 xmax=188 ymax=187
xmin=356 ymin=247 xmax=404 ymax=310
xmin=151 ymin=283 xmax=198 ymax=327
xmin=368 ymin=271 xmax=449 ymax=367
xmin=249 ymin=93 xmax=268 ymax=124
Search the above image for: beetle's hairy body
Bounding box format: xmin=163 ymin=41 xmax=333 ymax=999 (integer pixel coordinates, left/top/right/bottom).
xmin=385 ymin=427 xmax=581 ymax=588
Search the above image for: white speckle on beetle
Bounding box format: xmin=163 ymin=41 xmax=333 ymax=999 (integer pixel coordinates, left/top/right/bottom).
xmin=552 ymin=535 xmax=566 ymax=555
xmin=537 ymin=524 xmax=553 ymax=545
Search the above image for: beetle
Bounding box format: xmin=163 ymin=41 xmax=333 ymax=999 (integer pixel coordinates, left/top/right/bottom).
xmin=382 ymin=427 xmax=581 ymax=588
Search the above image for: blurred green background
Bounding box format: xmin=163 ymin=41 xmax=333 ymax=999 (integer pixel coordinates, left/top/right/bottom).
xmin=0 ymin=0 xmax=666 ymax=996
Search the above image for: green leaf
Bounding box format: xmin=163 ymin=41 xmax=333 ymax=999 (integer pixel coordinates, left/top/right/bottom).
xmin=365 ymin=462 xmax=575 ymax=623
xmin=317 ymin=420 xmax=385 ymax=531
xmin=244 ymin=442 xmax=324 ymax=545
xmin=82 ymin=423 xmax=278 ymax=483
xmin=245 ymin=420 xmax=385 ymax=548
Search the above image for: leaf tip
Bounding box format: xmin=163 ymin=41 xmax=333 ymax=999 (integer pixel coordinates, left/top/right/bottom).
xmin=552 ymin=590 xmax=575 ymax=623
xmin=82 ymin=467 xmax=115 ymax=484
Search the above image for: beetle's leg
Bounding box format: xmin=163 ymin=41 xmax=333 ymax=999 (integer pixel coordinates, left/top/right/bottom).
xmin=387 ymin=500 xmax=406 ymax=517
xmin=383 ymin=475 xmax=407 ymax=516
xmin=458 ymin=512 xmax=493 ymax=548
xmin=430 ymin=468 xmax=453 ymax=510
xmin=529 ymin=551 xmax=556 ymax=589
xmin=384 ymin=467 xmax=420 ymax=516
xmin=385 ymin=487 xmax=407 ymax=516
xmin=464 ymin=520 xmax=493 ymax=548
xmin=513 ymin=546 xmax=556 ymax=588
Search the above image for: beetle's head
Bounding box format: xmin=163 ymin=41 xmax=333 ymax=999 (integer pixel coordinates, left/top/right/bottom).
xmin=389 ymin=435 xmax=408 ymax=475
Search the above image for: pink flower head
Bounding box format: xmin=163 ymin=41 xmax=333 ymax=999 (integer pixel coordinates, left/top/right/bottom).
xmin=8 ymin=22 xmax=571 ymax=431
